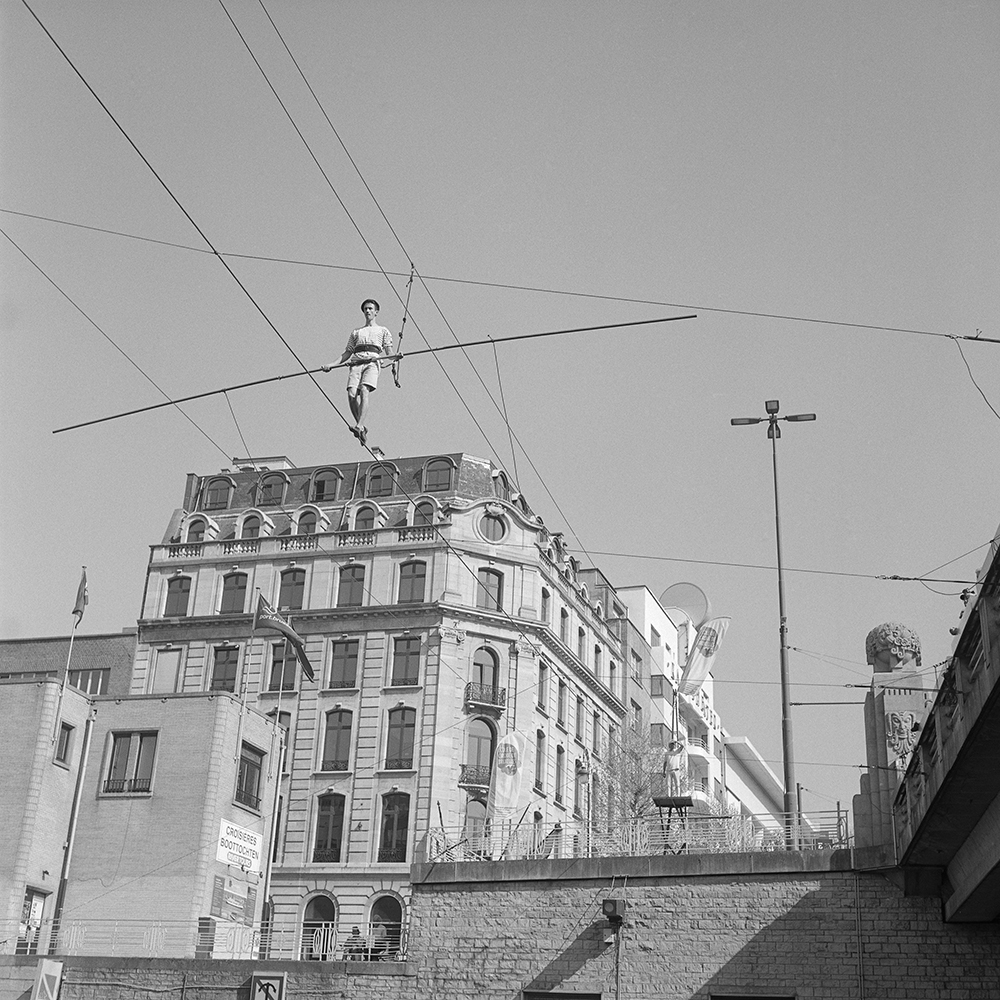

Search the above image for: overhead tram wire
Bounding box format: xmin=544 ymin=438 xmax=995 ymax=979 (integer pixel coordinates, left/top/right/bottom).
xmin=6 ymin=206 xmax=993 ymax=350
xmin=1 ymin=226 xmax=233 ymax=462
xmin=217 ymin=0 xmax=518 ymax=478
xmin=246 ymin=1 xmax=605 ymax=566
xmin=20 ymin=0 xmax=349 ymax=435
xmin=22 ymin=1 xmax=627 ymax=725
xmin=52 ymin=315 xmax=693 ymax=435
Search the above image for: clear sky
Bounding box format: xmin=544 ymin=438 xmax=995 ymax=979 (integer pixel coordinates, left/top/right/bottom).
xmin=2 ymin=0 xmax=998 ymax=816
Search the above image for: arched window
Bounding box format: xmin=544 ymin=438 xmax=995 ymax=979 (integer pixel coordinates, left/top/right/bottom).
xmin=354 ymin=506 xmax=375 ymax=531
xmin=378 ymin=792 xmax=410 ymax=863
xmin=540 ymin=588 xmax=550 ymax=623
xmin=313 ymin=795 xmax=345 ymax=864
xmin=220 ymin=572 xmax=247 ymax=614
xmin=466 ymin=718 xmax=494 ymax=770
xmin=472 ymin=647 xmax=499 ymax=690
xmin=413 ymin=501 xmax=434 ymax=526
xmin=312 ymin=469 xmax=341 ymax=503
xmin=258 ymin=474 xmax=286 ymax=506
xmin=480 ymin=513 xmax=506 ymax=542
xmin=476 ymin=568 xmax=503 ymax=612
xmin=559 ymin=608 xmax=569 ymax=643
xmin=242 ymin=515 xmax=261 ymax=539
xmin=203 ymin=477 xmax=232 ymax=511
xmin=322 ymin=710 xmax=352 ymax=771
xmin=493 ymin=472 xmax=510 ymax=501
xmin=298 ymin=511 xmax=317 ymax=535
xmin=338 ymin=565 xmax=365 ymax=607
xmin=464 ymin=798 xmax=488 ymax=855
xmin=423 ymin=459 xmax=452 ymax=492
xmin=301 ymin=895 xmax=336 ymax=960
xmin=279 ymin=569 xmax=306 ymax=610
xmin=367 ymin=464 xmax=395 ymax=498
xmin=397 ymin=561 xmax=426 ymax=604
xmin=370 ymin=895 xmax=404 ymax=960
xmin=385 ymin=707 xmax=415 ymax=769
xmin=186 ymin=519 xmax=206 ymax=544
xmin=164 ymin=577 xmax=191 ymax=617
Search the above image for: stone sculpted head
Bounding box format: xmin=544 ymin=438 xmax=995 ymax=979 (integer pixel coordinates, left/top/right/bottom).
xmin=865 ymin=622 xmax=922 ymax=672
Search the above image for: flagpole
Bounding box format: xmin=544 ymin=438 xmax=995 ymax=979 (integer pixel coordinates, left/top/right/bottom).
xmin=233 ymin=599 xmax=258 ymax=763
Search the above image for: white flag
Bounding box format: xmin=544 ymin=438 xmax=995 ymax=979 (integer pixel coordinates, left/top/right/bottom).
xmin=487 ymin=731 xmax=525 ymax=822
xmin=678 ymin=617 xmax=731 ymax=696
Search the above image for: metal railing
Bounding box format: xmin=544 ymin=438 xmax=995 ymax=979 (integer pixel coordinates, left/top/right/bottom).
xmin=417 ymin=811 xmax=851 ymax=864
xmin=464 ymin=682 xmax=507 ymax=709
xmin=1 ymin=918 xmax=408 ymax=962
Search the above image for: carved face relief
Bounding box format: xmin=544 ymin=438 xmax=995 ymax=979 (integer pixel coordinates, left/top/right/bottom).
xmin=886 ymin=710 xmax=919 ymax=772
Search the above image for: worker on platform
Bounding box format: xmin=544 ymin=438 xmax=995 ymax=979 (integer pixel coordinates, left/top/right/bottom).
xmin=328 ymin=298 xmax=393 ymax=447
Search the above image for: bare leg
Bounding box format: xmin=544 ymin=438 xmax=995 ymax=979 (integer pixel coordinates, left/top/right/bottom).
xmin=355 ymin=385 xmax=370 ymax=432
xmin=348 ymin=390 xmax=362 ymax=424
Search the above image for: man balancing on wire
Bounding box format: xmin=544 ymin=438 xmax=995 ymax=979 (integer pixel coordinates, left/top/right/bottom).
xmin=325 ymin=298 xmax=394 ymax=447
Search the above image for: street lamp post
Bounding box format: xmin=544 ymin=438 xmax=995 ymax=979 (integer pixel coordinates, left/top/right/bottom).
xmin=731 ymin=400 xmax=815 ymax=844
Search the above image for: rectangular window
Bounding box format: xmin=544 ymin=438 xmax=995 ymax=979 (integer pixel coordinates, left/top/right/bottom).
xmin=322 ymin=711 xmax=352 ymax=771
xmin=398 ymin=561 xmax=427 ymax=604
xmin=164 ymin=577 xmax=191 ymax=617
xmin=631 ymin=650 xmax=642 ymax=682
xmin=55 ymin=722 xmax=73 ymax=763
xmin=268 ymin=642 xmax=296 ymax=692
xmin=69 ymin=667 xmax=109 ymax=695
xmin=150 ymin=647 xmax=182 ymax=694
xmin=559 ymin=609 xmax=569 ymax=644
xmin=220 ymin=574 xmax=247 ymax=614
xmin=476 ymin=568 xmax=503 ymax=612
xmin=555 ymin=746 xmax=565 ymax=804
xmin=537 ymin=661 xmax=548 ymax=711
xmin=651 ymin=722 xmax=667 ymax=747
xmin=534 ymin=730 xmax=545 ymax=792
xmin=631 ymin=700 xmax=643 ymax=733
xmin=237 ymin=743 xmax=264 ymax=809
xmin=329 ymin=639 xmax=359 ymax=688
xmin=574 ymin=767 xmax=584 ymax=816
xmin=378 ymin=792 xmax=410 ymax=862
xmin=594 ymin=645 xmax=602 ymax=679
xmin=540 ymin=588 xmax=550 ymax=622
xmin=391 ymin=635 xmax=421 ymax=686
xmin=650 ymin=626 xmax=661 ymax=648
xmin=557 ymin=680 xmax=567 ymax=727
xmin=385 ymin=707 xmax=416 ymax=769
xmin=314 ymin=793 xmax=345 ymax=863
xmin=338 ymin=565 xmax=365 ymax=607
xmin=105 ymin=731 xmax=157 ymax=793
xmin=575 ymin=697 xmax=584 ymax=741
xmin=592 ymin=711 xmax=601 ymax=754
xmin=210 ymin=647 xmax=240 ymax=692
xmin=609 ymin=660 xmax=617 ymax=699
xmin=577 ymin=628 xmax=586 ymax=663
xmin=279 ymin=569 xmax=306 ymax=610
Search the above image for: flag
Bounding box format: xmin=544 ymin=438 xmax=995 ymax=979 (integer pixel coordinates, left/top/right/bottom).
xmin=487 ymin=731 xmax=526 ymax=823
xmin=72 ymin=568 xmax=88 ymax=625
xmin=678 ymin=616 xmax=731 ymax=696
xmin=253 ymin=594 xmax=315 ymax=682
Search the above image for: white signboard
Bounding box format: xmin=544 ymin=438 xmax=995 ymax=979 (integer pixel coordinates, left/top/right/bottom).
xmin=216 ymin=818 xmax=263 ymax=874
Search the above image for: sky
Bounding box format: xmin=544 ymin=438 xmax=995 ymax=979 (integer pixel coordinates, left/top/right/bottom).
xmin=2 ymin=0 xmax=998 ymax=817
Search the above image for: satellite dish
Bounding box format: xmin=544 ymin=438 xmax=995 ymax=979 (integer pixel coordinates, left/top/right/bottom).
xmin=658 ymin=582 xmax=711 ymax=629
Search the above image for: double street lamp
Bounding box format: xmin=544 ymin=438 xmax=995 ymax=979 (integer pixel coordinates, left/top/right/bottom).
xmin=731 ymin=400 xmax=816 ymax=837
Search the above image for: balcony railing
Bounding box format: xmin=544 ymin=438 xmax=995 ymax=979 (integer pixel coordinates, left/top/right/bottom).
xmin=377 ymin=847 xmax=407 ymax=863
xmin=235 ymin=787 xmax=261 ymax=810
xmin=417 ymin=811 xmax=852 ymax=865
xmin=311 ymin=847 xmax=341 ymax=864
xmin=2 ymin=917 xmax=408 ymax=962
xmin=103 ymin=777 xmax=152 ymax=794
xmin=384 ymin=758 xmax=413 ymax=771
xmin=156 ymin=524 xmax=451 ymax=565
xmin=464 ymin=682 xmax=506 ymax=709
xmin=321 ymin=759 xmax=349 ymax=772
xmin=459 ymin=764 xmax=492 ymax=789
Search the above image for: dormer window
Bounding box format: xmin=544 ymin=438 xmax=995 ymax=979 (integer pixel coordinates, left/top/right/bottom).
xmin=298 ymin=511 xmax=317 ymax=535
xmin=259 ymin=474 xmax=286 ymax=506
xmin=203 ymin=478 xmax=232 ymax=511
xmin=413 ymin=501 xmax=435 ymax=527
xmin=424 ymin=459 xmax=453 ymax=492
xmin=186 ymin=519 xmax=206 ymax=544
xmin=355 ymin=506 xmax=376 ymax=531
xmin=367 ymin=464 xmax=395 ymax=498
xmin=242 ymin=515 xmax=261 ymax=539
xmin=493 ymin=472 xmax=510 ymax=502
xmin=312 ymin=469 xmax=341 ymax=503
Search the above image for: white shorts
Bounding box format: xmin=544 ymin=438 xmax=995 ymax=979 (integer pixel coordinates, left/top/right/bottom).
xmin=347 ymin=357 xmax=381 ymax=391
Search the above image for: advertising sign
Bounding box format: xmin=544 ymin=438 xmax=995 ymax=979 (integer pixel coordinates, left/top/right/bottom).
xmin=216 ymin=818 xmax=263 ymax=874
